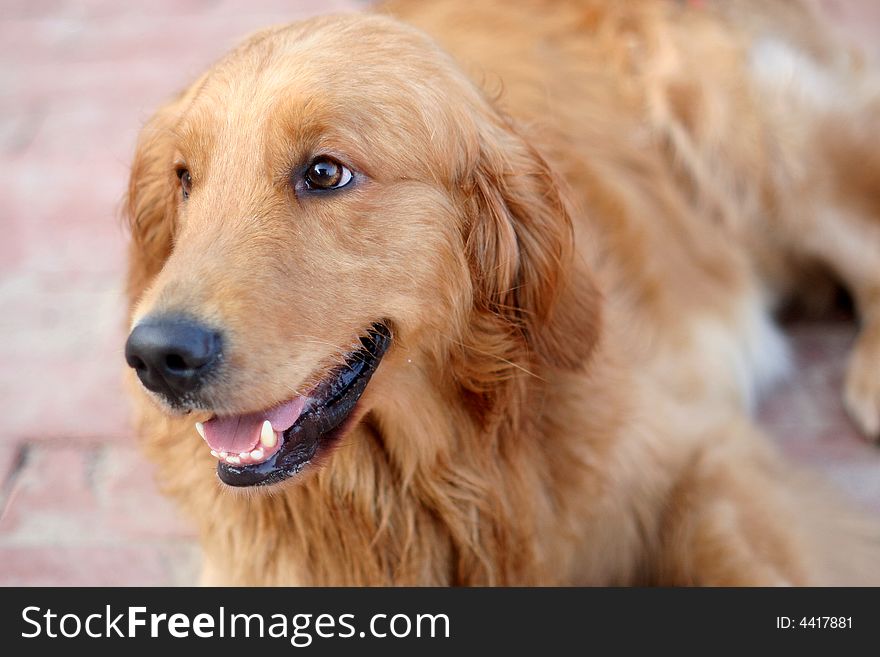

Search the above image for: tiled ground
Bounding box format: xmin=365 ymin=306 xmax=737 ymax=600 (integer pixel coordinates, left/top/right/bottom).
xmin=0 ymin=0 xmax=877 ymax=586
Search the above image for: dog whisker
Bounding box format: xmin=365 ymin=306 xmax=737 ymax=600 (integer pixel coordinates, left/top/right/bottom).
xmin=440 ymin=332 xmax=545 ymax=382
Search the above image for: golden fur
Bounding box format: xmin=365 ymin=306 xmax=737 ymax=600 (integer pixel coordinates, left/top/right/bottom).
xmin=125 ymin=0 xmax=880 ymax=585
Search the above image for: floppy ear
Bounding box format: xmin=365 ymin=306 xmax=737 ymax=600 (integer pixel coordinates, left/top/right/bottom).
xmin=125 ymin=100 xmax=181 ymax=312
xmin=461 ymin=115 xmax=602 ymax=385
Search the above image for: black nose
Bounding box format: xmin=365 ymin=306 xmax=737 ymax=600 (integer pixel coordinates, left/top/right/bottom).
xmin=125 ymin=315 xmax=222 ymax=401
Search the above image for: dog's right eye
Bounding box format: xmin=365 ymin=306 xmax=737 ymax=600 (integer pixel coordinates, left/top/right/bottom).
xmin=177 ymin=168 xmax=192 ymax=200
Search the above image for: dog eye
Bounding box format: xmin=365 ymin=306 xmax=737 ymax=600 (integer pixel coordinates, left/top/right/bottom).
xmin=177 ymin=168 xmax=192 ymax=200
xmin=304 ymin=157 xmax=352 ymax=191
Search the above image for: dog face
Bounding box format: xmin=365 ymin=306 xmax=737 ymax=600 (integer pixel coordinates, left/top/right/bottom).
xmin=125 ymin=14 xmax=598 ymax=488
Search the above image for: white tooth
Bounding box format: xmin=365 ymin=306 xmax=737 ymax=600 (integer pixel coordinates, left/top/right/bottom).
xmin=195 ymin=422 xmax=206 ymax=439
xmin=220 ymin=451 xmax=228 ymax=459
xmin=226 ymin=455 xmax=240 ymax=465
xmin=210 ymin=450 xmax=218 ymax=458
xmin=239 ymin=452 xmax=249 ymax=459
xmin=260 ymin=420 xmax=277 ymax=448
xmin=250 ymin=448 xmax=264 ymax=461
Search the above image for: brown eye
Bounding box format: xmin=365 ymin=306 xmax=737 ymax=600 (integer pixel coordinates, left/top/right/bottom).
xmin=304 ymin=157 xmax=352 ymax=190
xmin=177 ymin=168 xmax=192 ymax=199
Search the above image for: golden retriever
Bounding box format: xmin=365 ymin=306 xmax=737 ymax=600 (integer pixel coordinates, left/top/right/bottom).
xmin=124 ymin=0 xmax=880 ymax=585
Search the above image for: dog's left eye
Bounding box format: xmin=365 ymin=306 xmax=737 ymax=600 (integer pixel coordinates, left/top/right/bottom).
xmin=304 ymin=157 xmax=353 ymax=191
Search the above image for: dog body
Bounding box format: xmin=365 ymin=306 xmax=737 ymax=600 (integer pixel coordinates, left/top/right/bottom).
xmin=126 ymin=0 xmax=880 ymax=585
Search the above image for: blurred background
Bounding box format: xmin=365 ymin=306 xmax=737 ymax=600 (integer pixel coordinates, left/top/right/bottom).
xmin=0 ymin=0 xmax=877 ymax=585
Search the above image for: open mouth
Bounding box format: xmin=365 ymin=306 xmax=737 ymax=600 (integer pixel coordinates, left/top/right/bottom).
xmin=196 ymin=323 xmax=392 ymax=487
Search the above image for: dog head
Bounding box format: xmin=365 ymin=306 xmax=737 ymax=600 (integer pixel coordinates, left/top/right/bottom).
xmin=125 ymin=14 xmax=600 ymax=488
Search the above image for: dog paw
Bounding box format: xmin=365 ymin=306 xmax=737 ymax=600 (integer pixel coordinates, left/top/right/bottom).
xmin=844 ymin=329 xmax=880 ymax=441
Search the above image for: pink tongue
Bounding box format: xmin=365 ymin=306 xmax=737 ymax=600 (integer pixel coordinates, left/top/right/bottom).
xmin=202 ymin=396 xmax=307 ymax=454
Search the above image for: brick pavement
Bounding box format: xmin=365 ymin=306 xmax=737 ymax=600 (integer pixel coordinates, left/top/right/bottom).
xmin=0 ymin=0 xmax=877 ymax=585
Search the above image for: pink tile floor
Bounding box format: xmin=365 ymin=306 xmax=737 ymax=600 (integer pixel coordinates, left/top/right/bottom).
xmin=0 ymin=0 xmax=877 ymax=585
